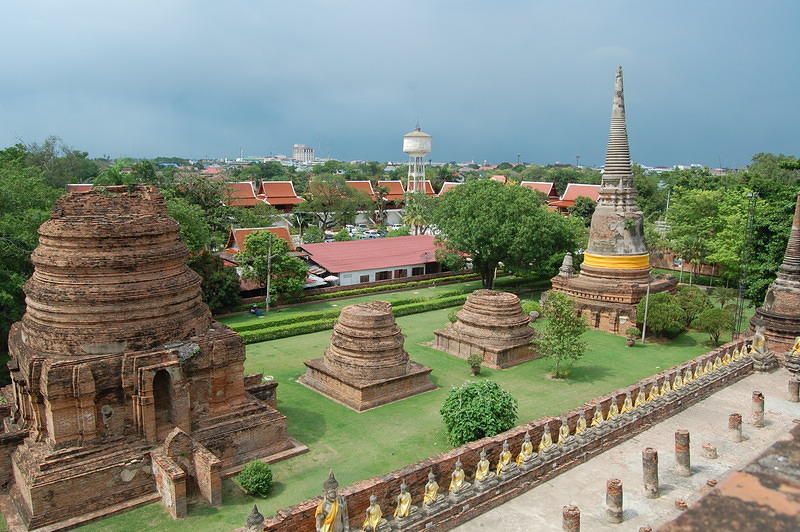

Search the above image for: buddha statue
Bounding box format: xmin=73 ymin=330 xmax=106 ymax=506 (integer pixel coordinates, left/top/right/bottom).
xmin=474 ymin=449 xmax=491 ymax=482
xmin=750 ymin=326 xmax=779 ymax=372
xmin=606 ymin=400 xmax=620 ymax=421
xmin=575 ymin=412 xmax=588 ymax=435
xmin=722 ymin=350 xmax=731 ymax=365
xmin=634 ymin=386 xmax=646 ymax=408
xmin=315 ymin=471 xmax=349 ymax=532
xmin=362 ymin=494 xmax=388 ymax=532
xmin=647 ymin=382 xmax=660 ymax=402
xmin=660 ymin=378 xmax=671 ymax=396
xmin=732 ymin=346 xmax=741 ymax=360
xmin=704 ymin=359 xmax=713 ymax=374
xmin=712 ymin=356 xmax=721 ymax=370
xmin=590 ymin=405 xmax=605 ymax=427
xmin=538 ymin=423 xmax=554 ymax=453
xmin=683 ymin=368 xmax=694 ymax=385
xmin=495 ymin=440 xmax=518 ymax=478
xmin=620 ymin=392 xmax=634 ymax=414
xmin=516 ymin=431 xmax=537 ymax=466
xmin=393 ymin=482 xmax=416 ymax=521
xmin=672 ymin=372 xmax=683 ymax=391
xmin=557 ymin=419 xmax=571 ymax=444
xmin=448 ymin=459 xmax=470 ymax=497
xmin=791 ymin=337 xmax=800 ymax=355
xmin=693 ymin=364 xmax=702 ymax=380
xmin=421 ymin=470 xmax=446 ymax=515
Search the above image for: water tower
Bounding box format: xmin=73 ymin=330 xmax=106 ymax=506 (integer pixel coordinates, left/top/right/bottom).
xmin=403 ymin=125 xmax=432 ymax=193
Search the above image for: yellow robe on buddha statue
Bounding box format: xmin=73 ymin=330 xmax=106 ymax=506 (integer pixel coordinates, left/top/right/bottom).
xmin=474 ymin=460 xmax=490 ymax=481
xmin=516 ymin=440 xmax=534 ymax=464
xmin=363 ymin=504 xmax=382 ymax=530
xmin=423 ymin=482 xmax=439 ymax=505
xmin=315 ymin=498 xmax=340 ymax=532
xmin=394 ymin=492 xmax=412 ymax=519
xmin=496 ymin=450 xmax=512 ymax=475
xmin=449 ymin=469 xmax=465 ymax=493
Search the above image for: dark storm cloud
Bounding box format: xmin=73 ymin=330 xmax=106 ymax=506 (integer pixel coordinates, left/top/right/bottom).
xmin=1 ymin=0 xmax=798 ymax=167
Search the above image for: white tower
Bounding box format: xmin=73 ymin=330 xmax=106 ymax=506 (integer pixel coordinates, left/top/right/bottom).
xmin=402 ymin=125 xmax=432 ymax=193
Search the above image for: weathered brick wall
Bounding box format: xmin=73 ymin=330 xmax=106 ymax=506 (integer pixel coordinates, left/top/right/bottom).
xmin=251 ymin=339 xmax=750 ymax=532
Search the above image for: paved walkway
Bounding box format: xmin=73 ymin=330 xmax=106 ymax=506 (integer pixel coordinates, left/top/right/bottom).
xmin=454 ymin=368 xmax=798 ymax=531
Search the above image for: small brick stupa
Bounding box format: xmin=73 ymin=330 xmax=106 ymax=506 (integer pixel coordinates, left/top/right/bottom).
xmin=551 ymin=66 xmax=677 ymax=334
xmin=434 ymin=290 xmax=536 ymax=369
xmin=301 ymin=301 xmax=435 ymax=411
xmin=750 ymin=194 xmax=800 ymax=357
xmin=2 ymin=186 xmax=304 ymax=529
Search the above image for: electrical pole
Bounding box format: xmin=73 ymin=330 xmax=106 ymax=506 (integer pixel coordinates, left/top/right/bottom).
xmin=641 ymin=277 xmax=652 ymax=344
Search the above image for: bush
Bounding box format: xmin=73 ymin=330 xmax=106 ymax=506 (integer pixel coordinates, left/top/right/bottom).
xmin=236 ymin=461 xmax=273 ymax=497
xmin=447 ymin=309 xmax=458 ymax=323
xmin=625 ymin=327 xmax=641 ymax=338
xmin=466 ymin=354 xmax=483 ymax=367
xmin=636 ymin=292 xmax=687 ymax=338
xmin=675 ymin=285 xmax=713 ymax=327
xmin=520 ymin=301 xmax=541 ymax=316
xmin=692 ymin=307 xmax=735 ymax=346
xmin=440 ymin=381 xmax=518 ymax=446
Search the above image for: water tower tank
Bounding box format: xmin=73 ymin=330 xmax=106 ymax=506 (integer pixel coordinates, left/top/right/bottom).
xmin=403 ymin=128 xmax=432 ymax=157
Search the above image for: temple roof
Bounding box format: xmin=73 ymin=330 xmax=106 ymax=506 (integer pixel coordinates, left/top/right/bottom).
xmin=377 ymin=180 xmax=405 ymax=201
xmin=257 ymin=181 xmax=305 ymax=206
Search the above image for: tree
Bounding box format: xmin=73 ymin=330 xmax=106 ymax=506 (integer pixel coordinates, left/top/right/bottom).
xmin=303 ymin=226 xmax=324 ymax=243
xmin=387 ymin=226 xmax=410 ymax=237
xmin=431 ymin=180 xmax=583 ymax=288
xmin=435 ymin=246 xmax=466 ymax=272
xmin=166 ymin=198 xmax=211 ymax=252
xmin=371 ymin=184 xmax=390 ymax=226
xmin=674 ymin=285 xmax=713 ymax=328
xmin=303 ymin=174 xmax=373 ymax=230
xmin=568 ymin=196 xmax=596 ymax=225
xmin=24 ymin=136 xmax=99 ymax=187
xmin=236 ymin=461 xmax=273 ymax=497
xmin=636 ymin=292 xmax=686 ymax=337
xmin=711 ymin=286 xmax=738 ymax=308
xmin=692 ymin=308 xmax=734 ymax=346
xmin=536 ymin=291 xmax=588 ymax=378
xmin=439 ymin=380 xmax=518 ymax=446
xmin=334 ymin=228 xmax=351 ymax=241
xmin=402 ymin=192 xmax=436 ymax=235
xmin=238 ymin=231 xmax=308 ymax=310
xmin=187 ymin=251 xmax=241 ymax=313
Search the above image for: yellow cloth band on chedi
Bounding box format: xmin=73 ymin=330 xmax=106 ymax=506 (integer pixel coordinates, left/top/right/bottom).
xmin=583 ymin=253 xmax=649 ymax=269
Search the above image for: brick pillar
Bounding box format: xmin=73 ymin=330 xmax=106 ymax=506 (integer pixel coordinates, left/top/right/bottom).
xmin=674 ymin=430 xmax=691 ymax=477
xmin=752 ymin=391 xmax=765 ymax=428
xmin=605 ymin=478 xmax=623 ymax=523
xmin=728 ymin=413 xmax=743 ymax=442
xmin=642 ymin=447 xmax=659 ymax=498
xmin=789 ymin=378 xmax=800 ymax=403
xmin=562 ymin=505 xmax=580 ymax=532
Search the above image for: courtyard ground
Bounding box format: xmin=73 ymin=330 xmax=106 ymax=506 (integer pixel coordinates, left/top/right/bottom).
xmin=65 ymin=303 xmax=746 ymax=532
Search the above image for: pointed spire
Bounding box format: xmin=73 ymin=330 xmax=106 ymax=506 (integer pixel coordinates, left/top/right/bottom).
xmin=778 ymin=194 xmax=800 ymax=280
xmin=246 ymin=505 xmax=264 ymax=529
xmin=600 ymin=66 xmax=637 ymax=209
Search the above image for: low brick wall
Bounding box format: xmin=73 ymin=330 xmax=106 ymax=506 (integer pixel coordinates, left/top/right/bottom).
xmin=249 ymin=339 xmax=751 ymax=532
xmin=651 ymin=251 xmax=719 ymax=278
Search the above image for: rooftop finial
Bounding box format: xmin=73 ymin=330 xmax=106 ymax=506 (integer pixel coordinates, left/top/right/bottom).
xmin=246 ymin=504 xmax=264 ymax=530
xmin=612 ymin=66 xmax=625 ymax=120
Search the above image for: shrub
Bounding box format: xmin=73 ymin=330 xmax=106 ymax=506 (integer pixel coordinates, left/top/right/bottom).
xmin=636 ymin=292 xmax=687 ymax=338
xmin=536 ymin=291 xmax=587 ymax=378
xmin=447 ymin=309 xmax=458 ymax=323
xmin=692 ymin=307 xmax=734 ymax=346
xmin=520 ymin=300 xmax=541 ymax=316
xmin=440 ymin=380 xmax=518 ymax=446
xmin=236 ymin=461 xmax=273 ymax=497
xmin=625 ymin=327 xmax=641 ymax=339
xmin=466 ymin=354 xmax=483 ymax=367
xmin=675 ymin=285 xmax=713 ymax=327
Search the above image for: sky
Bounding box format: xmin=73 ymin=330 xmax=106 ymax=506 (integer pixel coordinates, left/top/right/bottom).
xmin=1 ymin=1 xmax=798 ymax=168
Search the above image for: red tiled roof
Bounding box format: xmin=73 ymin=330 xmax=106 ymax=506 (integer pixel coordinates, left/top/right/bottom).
xmin=258 ymin=181 xmax=305 ymax=206
xmin=377 ymin=180 xmax=405 ymax=201
xmin=66 ymin=184 xmax=93 ymax=193
xmin=520 ymin=181 xmax=558 ymax=198
xmin=300 ymin=235 xmax=438 ymax=273
xmin=406 ymin=180 xmax=435 ymax=195
xmin=438 ymin=182 xmax=462 ymax=195
xmin=561 ymin=183 xmax=601 ymax=202
xmin=225 ymin=226 xmax=294 ymax=253
xmin=346 ymin=180 xmax=376 ymax=198
xmin=202 ymin=166 xmax=222 ymax=175
xmin=490 ymin=174 xmax=508 ymax=183
xmin=223 ymin=182 xmax=267 ymax=207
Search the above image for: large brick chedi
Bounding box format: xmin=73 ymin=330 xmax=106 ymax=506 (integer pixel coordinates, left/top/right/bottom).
xmin=301 ymin=301 xmax=435 ymax=411
xmin=434 ymin=290 xmax=537 ymax=368
xmin=750 ymin=194 xmax=800 ymax=356
xmin=3 ymin=186 xmax=301 ymax=530
xmin=551 ymin=67 xmax=676 ymax=334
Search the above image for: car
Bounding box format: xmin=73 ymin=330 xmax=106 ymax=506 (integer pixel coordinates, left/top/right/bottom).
xmin=356 ymin=223 xmax=369 ymax=230
xmin=361 ymin=230 xmax=381 ymax=239
xmin=389 ymin=224 xmax=403 ymax=230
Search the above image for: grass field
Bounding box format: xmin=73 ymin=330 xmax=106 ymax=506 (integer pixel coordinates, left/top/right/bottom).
xmin=73 ymin=299 xmax=743 ymax=532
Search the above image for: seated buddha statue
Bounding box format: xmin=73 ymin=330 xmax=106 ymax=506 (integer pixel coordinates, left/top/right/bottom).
xmin=362 ymin=494 xmax=389 ymax=532
xmin=421 ymin=471 xmax=446 ymax=514
xmin=671 ymin=372 xmax=683 ymax=391
xmin=634 ymin=386 xmax=646 ymax=408
xmin=693 ymin=364 xmax=702 ymax=380
xmin=393 ymin=482 xmax=417 ymax=521
xmin=474 ymin=449 xmax=491 ymax=482
xmin=660 ymin=378 xmax=671 ymax=396
xmin=590 ymin=405 xmax=605 ymax=427
xmin=495 ymin=440 xmax=517 ymax=478
xmin=606 ymin=400 xmax=620 ymax=422
xmin=620 ymin=392 xmax=634 ymax=414
xmin=647 ymin=382 xmax=660 ymax=402
xmin=448 ymin=459 xmax=471 ymax=498
xmin=556 ymin=417 xmax=576 ymax=450
xmin=538 ymin=423 xmax=555 ymax=453
xmin=703 ymin=359 xmax=713 ymax=375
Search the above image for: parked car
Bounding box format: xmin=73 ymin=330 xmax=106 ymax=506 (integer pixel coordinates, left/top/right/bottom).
xmin=356 ymin=223 xmax=369 ymax=230
xmin=361 ymin=230 xmax=381 ymax=239
xmin=389 ymin=223 xmax=403 ymax=230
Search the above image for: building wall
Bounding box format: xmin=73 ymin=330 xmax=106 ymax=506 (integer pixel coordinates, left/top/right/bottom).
xmin=337 ymin=263 xmax=427 ymax=286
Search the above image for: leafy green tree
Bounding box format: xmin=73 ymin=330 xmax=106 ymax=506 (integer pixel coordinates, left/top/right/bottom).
xmin=674 ymin=285 xmax=713 ymax=328
xmin=435 ymin=247 xmax=466 ymax=272
xmin=439 ymin=380 xmax=518 ymax=446
xmin=303 ymin=226 xmax=324 ymax=243
xmin=238 ymin=231 xmax=308 ymax=310
xmin=711 ymin=286 xmax=738 ymax=309
xmin=692 ymin=308 xmax=734 ymax=346
xmin=536 ymin=291 xmax=588 ymax=378
xmin=131 ymin=160 xmax=158 ymax=184
xmin=0 ymin=144 xmax=61 ymax=353
xmin=636 ymin=292 xmax=686 ymax=338
xmin=227 ymin=203 xmax=279 ymax=230
xmin=166 ymin=197 xmax=211 ymax=252
xmin=387 ymin=226 xmax=410 ymax=237
xmin=187 ymin=251 xmax=241 ymax=313
xmin=303 ymin=174 xmax=373 ymax=229
xmin=236 ymin=461 xmax=273 ymax=497
xmin=24 ymin=136 xmax=99 ymax=187
xmin=568 ymin=196 xmax=596 ymax=225
xmin=402 ymin=192 xmax=436 ymax=235
xmin=334 ymin=228 xmax=351 ymax=241
xmin=431 ymin=180 xmax=583 ymax=288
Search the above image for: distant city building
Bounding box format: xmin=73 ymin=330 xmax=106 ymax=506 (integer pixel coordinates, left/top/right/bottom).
xmin=293 ymin=144 xmax=314 ymax=164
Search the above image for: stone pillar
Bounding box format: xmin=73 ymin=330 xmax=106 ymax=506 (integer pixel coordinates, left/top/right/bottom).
xmin=789 ymin=378 xmax=800 ymax=403
xmin=752 ymin=391 xmax=765 ymax=428
xmin=562 ymin=505 xmax=580 ymax=532
xmin=605 ymin=478 xmax=623 ymax=523
xmin=674 ymin=430 xmax=691 ymax=477
xmin=642 ymin=447 xmax=659 ymax=498
xmin=702 ymin=443 xmax=718 ymax=459
xmin=728 ymin=413 xmax=743 ymax=442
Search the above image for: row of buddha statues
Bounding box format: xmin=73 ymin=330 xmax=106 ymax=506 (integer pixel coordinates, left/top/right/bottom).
xmin=313 ymin=342 xmax=751 ymax=531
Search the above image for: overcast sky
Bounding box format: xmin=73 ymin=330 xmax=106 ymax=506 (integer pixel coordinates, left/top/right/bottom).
xmin=1 ymin=1 xmax=798 ymax=167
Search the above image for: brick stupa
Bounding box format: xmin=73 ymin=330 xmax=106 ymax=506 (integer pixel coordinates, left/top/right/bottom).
xmin=551 ymin=66 xmax=677 ymax=334
xmin=2 ymin=186 xmax=304 ymax=529
xmin=750 ymin=194 xmax=800 ymax=357
xmin=434 ymin=290 xmax=537 ymax=369
xmin=300 ymin=301 xmax=435 ymax=411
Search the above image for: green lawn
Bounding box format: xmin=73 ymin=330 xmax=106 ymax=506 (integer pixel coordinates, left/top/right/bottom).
xmin=76 ymin=305 xmax=725 ymax=532
xmin=219 ymin=279 xmax=486 ymax=329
